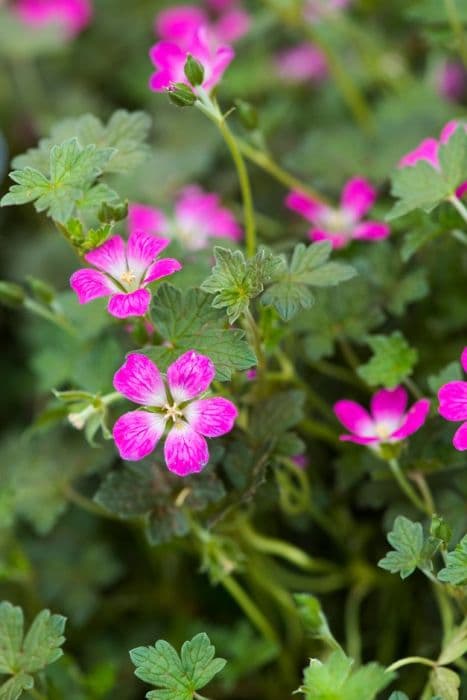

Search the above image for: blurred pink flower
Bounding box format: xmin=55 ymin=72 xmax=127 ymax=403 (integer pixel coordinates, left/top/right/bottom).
xmin=128 ymin=186 xmax=242 ymax=251
xmin=334 ymin=387 xmax=430 ymax=447
xmin=14 ymin=0 xmax=92 ymax=36
xmin=275 ymin=43 xmax=328 ymax=83
xmin=292 ymin=454 xmax=309 ymax=469
xmin=155 ymin=2 xmax=249 ymax=49
xmin=438 ymin=347 xmax=467 ymax=450
xmin=70 ymin=230 xmax=182 ymax=318
xmin=112 ymin=351 xmax=238 ymax=475
xmin=149 ymin=27 xmax=234 ymax=93
xmin=285 ymin=177 xmax=390 ymax=249
xmin=399 ymin=120 xmax=467 ymax=198
xmin=436 ymin=60 xmax=467 ymax=103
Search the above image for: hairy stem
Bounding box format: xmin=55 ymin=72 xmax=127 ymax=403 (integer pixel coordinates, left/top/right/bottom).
xmin=388 ymin=459 xmax=431 ymax=515
xmin=386 ymin=655 xmax=436 ymax=672
xmin=221 ymin=575 xmax=278 ymax=645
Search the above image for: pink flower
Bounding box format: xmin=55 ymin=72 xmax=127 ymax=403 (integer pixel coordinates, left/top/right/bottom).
xmin=399 ymin=121 xmax=467 ymax=198
xmin=438 ymin=347 xmax=467 ymax=450
xmin=292 ymin=454 xmax=309 ymax=469
xmin=155 ymin=3 xmax=249 ymax=47
xmin=70 ymin=230 xmax=182 ymax=319
xmin=285 ymin=177 xmax=390 ymax=249
xmin=112 ymin=351 xmax=238 ymax=476
xmin=275 ymin=43 xmax=328 ymax=84
xmin=129 ymin=186 xmax=242 ymax=251
xmin=436 ymin=61 xmax=467 ymax=103
xmin=149 ymin=27 xmax=234 ymax=94
xmin=14 ymin=0 xmax=92 ymax=37
xmin=304 ymin=0 xmax=351 ymax=23
xmin=334 ymin=387 xmax=430 ymax=448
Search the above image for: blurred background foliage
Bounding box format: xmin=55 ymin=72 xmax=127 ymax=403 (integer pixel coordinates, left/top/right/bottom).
xmin=1 ymin=0 xmax=467 ymax=698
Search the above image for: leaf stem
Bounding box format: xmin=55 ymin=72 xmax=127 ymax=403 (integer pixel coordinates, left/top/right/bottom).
xmin=387 ymin=459 xmax=431 ymax=515
xmin=23 ymin=298 xmax=76 ymax=336
xmin=221 ymin=575 xmax=279 ymax=645
xmin=443 ymin=0 xmax=467 ymax=68
xmin=243 ymin=308 xmax=266 ymax=374
xmin=386 ymin=655 xmax=436 ymax=672
xmin=449 ymin=193 xmax=467 ymax=224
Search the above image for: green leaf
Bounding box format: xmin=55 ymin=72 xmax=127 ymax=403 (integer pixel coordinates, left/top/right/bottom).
xmin=438 ymin=534 xmax=467 ymax=585
xmin=427 ymin=361 xmax=463 ymax=395
xmin=0 ymin=602 xmax=66 ymax=699
xmin=388 ymin=126 xmax=467 ymax=220
xmin=201 ymin=247 xmax=282 ymax=323
xmin=388 ymin=693 xmax=409 ymax=700
xmin=357 ymin=332 xmax=418 ymax=388
xmin=430 ymin=667 xmax=460 ymax=700
xmin=378 ymin=516 xmax=425 ymax=579
xmin=250 ymin=390 xmax=305 ymax=446
xmin=261 ymin=242 xmax=355 ymax=321
xmin=145 ymin=284 xmax=256 ymax=380
xmin=294 ymin=594 xmax=338 ymax=649
xmin=13 ymin=111 xmax=150 ymax=174
xmin=300 ymin=650 xmax=393 ymax=700
xmin=1 ymin=138 xmax=113 ymax=223
xmin=130 ymin=632 xmax=226 ymax=700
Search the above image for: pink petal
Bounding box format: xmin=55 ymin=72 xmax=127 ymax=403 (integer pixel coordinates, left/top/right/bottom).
xmin=184 ymin=397 xmax=238 ymax=436
xmin=70 ymin=268 xmax=115 ymax=304
xmin=391 ymin=399 xmax=430 ymax=440
xmin=398 ymin=138 xmax=439 ymax=169
xmin=461 ymin=347 xmax=467 ymax=373
xmin=334 ymin=400 xmax=375 ymax=437
xmin=456 ymin=182 xmax=467 ymax=198
xmin=126 ymin=229 xmax=170 ymax=278
xmin=155 ymin=6 xmax=206 ymax=44
xmin=309 ymin=229 xmax=348 ymax=249
xmin=275 ymin=43 xmax=328 ymax=82
xmin=204 ymin=44 xmax=235 ymax=90
xmin=144 ymin=258 xmax=183 ymax=285
xmin=167 ymin=350 xmax=216 ymax=403
xmin=353 ymin=221 xmax=390 ymax=241
xmin=285 ymin=190 xmax=326 ymax=223
xmin=164 ymin=423 xmax=209 ymax=476
xmin=452 ymin=422 xmax=467 ymax=450
xmin=84 ymin=236 xmax=127 ymax=278
xmin=128 ymin=203 xmax=167 ymax=236
xmin=440 ymin=120 xmax=460 ymax=143
xmin=149 ymin=70 xmax=175 ymax=92
xmin=438 ymin=381 xmax=467 ymax=421
xmin=214 ymin=7 xmax=250 ymax=43
xmin=113 ymin=410 xmax=165 ymax=461
xmin=113 ymin=353 xmax=166 ymax=406
xmin=341 ymin=177 xmax=376 ymax=219
xmin=150 ymin=41 xmax=186 ymax=70
xmin=371 ymin=387 xmax=408 ymax=423
xmin=107 ymin=289 xmax=151 ymax=318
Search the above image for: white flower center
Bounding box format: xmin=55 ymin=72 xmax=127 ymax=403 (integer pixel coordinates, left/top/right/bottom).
xmin=163 ymin=402 xmax=183 ymax=422
xmin=374 ymin=421 xmax=394 ymax=440
xmin=319 ymin=207 xmax=356 ymax=234
xmin=120 ymin=269 xmax=137 ymax=289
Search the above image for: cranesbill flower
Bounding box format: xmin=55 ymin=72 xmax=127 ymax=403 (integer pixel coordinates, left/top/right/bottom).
xmin=285 ymin=178 xmax=390 ymax=249
xmin=149 ymin=27 xmax=234 ymax=93
xmin=399 ymin=121 xmax=467 ymax=198
xmin=155 ymin=3 xmax=249 ymax=48
xmin=70 ymin=230 xmax=182 ymax=318
xmin=275 ymin=43 xmax=328 ymax=84
xmin=112 ymin=351 xmax=238 ymax=476
xmin=128 ymin=186 xmax=242 ymax=251
xmin=14 ymin=0 xmax=92 ymax=37
xmin=334 ymin=387 xmax=430 ymax=447
xmin=438 ymin=347 xmax=467 ymax=450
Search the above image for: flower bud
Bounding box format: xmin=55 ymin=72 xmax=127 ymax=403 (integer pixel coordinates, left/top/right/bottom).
xmin=27 ymin=276 xmax=55 ymax=305
xmin=235 ymin=99 xmax=259 ymax=131
xmin=430 ymin=514 xmax=452 ymax=545
xmin=0 ymin=281 xmax=25 ymax=307
xmin=184 ymin=54 xmax=205 ymax=87
xmin=167 ymin=82 xmax=197 ymax=107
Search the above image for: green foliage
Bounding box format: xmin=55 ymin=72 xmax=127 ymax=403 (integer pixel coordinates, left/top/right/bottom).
xmin=428 ymin=361 xmax=463 ymax=395
xmin=388 ymin=127 xmax=467 ymax=220
xmin=260 ymin=242 xmax=355 ymax=321
xmin=144 ymin=284 xmax=256 ymax=380
xmin=130 ymin=633 xmax=226 ymax=700
xmin=299 ymin=650 xmax=394 ymax=700
xmin=378 ymin=516 xmax=440 ymax=579
xmin=294 ymin=594 xmax=339 ymax=650
xmin=0 ymin=602 xmax=66 ymax=699
xmin=438 ymin=534 xmax=467 ymax=585
xmin=357 ymin=332 xmax=418 ymax=388
xmin=430 ymin=667 xmax=461 ymax=700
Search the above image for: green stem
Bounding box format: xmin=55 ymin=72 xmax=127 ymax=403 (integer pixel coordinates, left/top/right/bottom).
xmin=300 ymin=418 xmax=341 ymax=446
xmin=244 ymin=308 xmax=266 ymax=373
xmin=61 ymin=483 xmax=118 ymax=519
xmin=449 ymin=193 xmax=467 ymax=224
xmin=29 ymin=688 xmax=48 ymax=700
xmin=24 ymin=298 xmax=76 ymax=336
xmin=310 ymin=359 xmax=363 ymax=388
xmin=444 ymin=0 xmax=467 ymax=68
xmin=386 ymin=655 xmax=436 ymax=673
xmin=410 ymin=472 xmax=435 ymax=516
xmin=403 ymin=376 xmax=423 ymax=400
xmin=221 ymin=575 xmax=278 ymax=645
xmin=345 ymin=586 xmax=368 ymax=665
xmin=451 ymin=229 xmax=467 ymax=246
xmin=102 ymin=391 xmax=123 ymax=406
xmin=338 ymin=338 xmax=360 ymax=371
xmin=237 ymin=139 xmax=330 ymax=204
xmin=387 ymin=459 xmax=431 ymax=515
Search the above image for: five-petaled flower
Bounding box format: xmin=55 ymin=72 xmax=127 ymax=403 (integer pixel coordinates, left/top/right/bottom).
xmin=274 ymin=43 xmax=328 ymax=84
xmin=399 ymin=120 xmax=467 ymax=198
xmin=149 ymin=27 xmax=234 ymax=94
xmin=70 ymin=229 xmax=182 ymax=318
xmin=112 ymin=351 xmax=238 ymax=476
xmin=438 ymin=347 xmax=467 ymax=450
xmin=285 ymin=177 xmax=390 ymax=249
xmin=334 ymin=387 xmax=430 ymax=448
xmin=14 ymin=0 xmax=92 ymax=37
xmin=128 ymin=186 xmax=242 ymax=251
xmin=155 ymin=2 xmax=250 ymax=49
